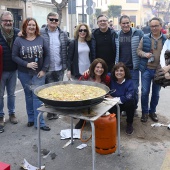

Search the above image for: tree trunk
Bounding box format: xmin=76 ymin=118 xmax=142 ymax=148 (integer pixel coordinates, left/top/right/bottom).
xmin=51 ymin=0 xmax=68 ymax=26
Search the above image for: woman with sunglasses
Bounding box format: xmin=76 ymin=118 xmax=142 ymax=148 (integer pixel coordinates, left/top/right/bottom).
xmin=12 ymin=18 xmax=50 ymax=131
xmin=67 ymin=23 xmax=94 ymax=80
xmin=75 ymin=58 xmax=110 ymax=129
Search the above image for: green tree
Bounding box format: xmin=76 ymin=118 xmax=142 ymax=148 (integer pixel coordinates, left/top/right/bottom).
xmin=107 ymin=5 xmax=122 ymax=18
xmin=51 ymin=0 xmax=68 ymax=25
xmin=147 ymin=0 xmax=170 ymax=21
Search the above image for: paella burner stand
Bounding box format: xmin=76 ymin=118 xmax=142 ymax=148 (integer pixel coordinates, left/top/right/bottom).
xmin=37 ymin=100 xmax=120 ymax=170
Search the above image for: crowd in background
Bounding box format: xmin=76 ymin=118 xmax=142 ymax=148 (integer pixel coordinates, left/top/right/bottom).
xmin=0 ymin=10 xmax=170 ymax=135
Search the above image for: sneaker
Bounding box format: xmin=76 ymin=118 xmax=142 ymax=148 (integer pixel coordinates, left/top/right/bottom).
xmin=75 ymin=119 xmax=85 ymax=129
xmin=0 ymin=117 xmax=4 ymax=127
xmin=149 ymin=113 xmax=158 ymax=122
xmin=121 ymin=111 xmax=126 ymax=117
xmin=53 ymin=114 xmax=59 ymax=119
xmin=141 ymin=114 xmax=148 ymax=122
xmin=9 ymin=114 xmax=18 ymax=124
xmin=126 ymin=123 xmax=134 ymax=135
xmin=47 ymin=113 xmax=53 ymax=120
xmin=0 ymin=125 xmax=4 ymax=133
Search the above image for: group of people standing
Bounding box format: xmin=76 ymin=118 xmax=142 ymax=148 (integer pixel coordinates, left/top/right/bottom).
xmin=0 ymin=11 xmax=169 ymax=135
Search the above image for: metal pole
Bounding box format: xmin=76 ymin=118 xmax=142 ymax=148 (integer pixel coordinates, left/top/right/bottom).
xmin=25 ymin=0 xmax=27 ymax=19
xmin=82 ymin=0 xmax=84 ymax=23
xmin=37 ymin=112 xmax=43 ymax=169
xmin=71 ymin=0 xmax=73 ymax=38
xmin=90 ymin=121 xmax=96 ymax=170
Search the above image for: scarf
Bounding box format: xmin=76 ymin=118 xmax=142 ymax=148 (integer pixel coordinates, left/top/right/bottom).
xmin=0 ymin=25 xmax=14 ymax=48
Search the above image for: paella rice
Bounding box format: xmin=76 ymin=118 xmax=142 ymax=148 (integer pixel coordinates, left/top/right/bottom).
xmin=37 ymin=84 xmax=106 ymax=101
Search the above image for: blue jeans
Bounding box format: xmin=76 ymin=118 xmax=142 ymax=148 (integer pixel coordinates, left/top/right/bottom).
xmin=141 ymin=68 xmax=161 ymax=114
xmin=18 ymin=71 xmax=46 ymax=127
xmin=0 ymin=71 xmax=17 ymax=117
xmin=130 ymin=69 xmax=139 ymax=110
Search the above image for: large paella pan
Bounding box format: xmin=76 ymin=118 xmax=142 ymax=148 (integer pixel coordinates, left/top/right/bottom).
xmin=34 ymin=80 xmax=110 ymax=109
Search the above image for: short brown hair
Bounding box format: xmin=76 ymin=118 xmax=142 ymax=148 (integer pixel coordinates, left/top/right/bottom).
xmin=74 ymin=23 xmax=91 ymax=41
xmin=22 ymin=17 xmax=40 ymax=38
xmin=89 ymin=58 xmax=108 ymax=81
xmin=111 ymin=62 xmax=131 ymax=81
xmin=47 ymin=12 xmax=59 ymax=20
xmin=149 ymin=17 xmax=163 ymax=26
xmin=0 ymin=11 xmax=13 ymax=22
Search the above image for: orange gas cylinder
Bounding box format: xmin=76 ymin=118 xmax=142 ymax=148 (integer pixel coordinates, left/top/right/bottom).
xmin=94 ymin=113 xmax=117 ymax=155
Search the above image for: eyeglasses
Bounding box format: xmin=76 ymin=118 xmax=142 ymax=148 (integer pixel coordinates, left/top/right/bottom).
xmin=121 ymin=22 xmax=130 ymax=25
xmin=98 ymin=20 xmax=108 ymax=23
xmin=150 ymin=25 xmax=160 ymax=29
xmin=48 ymin=18 xmax=59 ymax=22
xmin=79 ymin=29 xmax=87 ymax=32
xmin=1 ymin=20 xmax=13 ymax=23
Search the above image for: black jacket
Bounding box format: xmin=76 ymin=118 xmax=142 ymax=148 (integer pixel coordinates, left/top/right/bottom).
xmin=91 ymin=28 xmax=117 ymax=72
xmin=67 ymin=39 xmax=94 ymax=78
xmin=0 ymin=27 xmax=19 ymax=71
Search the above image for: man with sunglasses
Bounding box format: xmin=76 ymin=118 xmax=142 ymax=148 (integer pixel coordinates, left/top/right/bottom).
xmin=40 ymin=12 xmax=69 ymax=120
xmin=137 ymin=17 xmax=167 ymax=123
xmin=0 ymin=11 xmax=19 ymax=131
xmin=91 ymin=15 xmax=117 ymax=72
xmin=115 ymin=15 xmax=144 ymax=118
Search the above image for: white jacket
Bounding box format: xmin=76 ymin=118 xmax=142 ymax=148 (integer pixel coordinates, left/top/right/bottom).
xmin=160 ymin=39 xmax=170 ymax=67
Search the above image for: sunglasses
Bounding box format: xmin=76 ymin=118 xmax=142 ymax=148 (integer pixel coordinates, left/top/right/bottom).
xmin=79 ymin=29 xmax=87 ymax=32
xmin=48 ymin=18 xmax=59 ymax=22
xmin=1 ymin=20 xmax=13 ymax=23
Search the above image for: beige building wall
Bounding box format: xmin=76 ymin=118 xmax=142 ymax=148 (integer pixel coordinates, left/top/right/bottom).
xmin=94 ymin=0 xmax=144 ymax=29
xmin=0 ymin=0 xmax=25 ymax=29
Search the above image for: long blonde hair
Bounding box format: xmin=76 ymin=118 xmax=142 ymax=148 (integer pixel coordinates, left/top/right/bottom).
xmin=74 ymin=23 xmax=91 ymax=41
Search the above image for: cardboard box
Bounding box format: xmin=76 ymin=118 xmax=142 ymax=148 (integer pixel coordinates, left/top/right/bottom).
xmin=0 ymin=162 xmax=10 ymax=170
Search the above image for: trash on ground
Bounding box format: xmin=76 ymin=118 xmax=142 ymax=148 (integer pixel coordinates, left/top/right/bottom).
xmin=50 ymin=153 xmax=57 ymax=160
xmin=62 ymin=139 xmax=74 ymax=149
xmin=60 ymin=129 xmax=80 ymax=139
xmin=20 ymin=159 xmax=45 ymax=170
xmin=151 ymin=123 xmax=165 ymax=127
xmin=151 ymin=123 xmax=170 ymax=129
xmin=43 ymin=150 xmax=51 ymax=159
xmin=76 ymin=143 xmax=87 ymax=150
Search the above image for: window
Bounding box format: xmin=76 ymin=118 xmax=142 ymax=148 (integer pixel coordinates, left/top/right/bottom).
xmin=126 ymin=0 xmax=139 ymax=3
xmin=130 ymin=16 xmax=136 ymax=26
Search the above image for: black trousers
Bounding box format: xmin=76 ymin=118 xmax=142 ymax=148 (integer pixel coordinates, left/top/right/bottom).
xmin=109 ymin=100 xmax=135 ymax=124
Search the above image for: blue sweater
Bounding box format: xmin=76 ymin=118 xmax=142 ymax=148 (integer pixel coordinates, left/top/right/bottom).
xmin=110 ymin=78 xmax=134 ymax=104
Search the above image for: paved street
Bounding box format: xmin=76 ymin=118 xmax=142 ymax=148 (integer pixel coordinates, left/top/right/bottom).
xmin=0 ymin=79 xmax=170 ymax=170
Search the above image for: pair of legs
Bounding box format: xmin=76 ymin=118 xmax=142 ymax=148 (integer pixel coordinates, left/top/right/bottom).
xmin=0 ymin=71 xmax=17 ymax=127
xmin=109 ymin=100 xmax=135 ymax=125
xmin=141 ymin=68 xmax=161 ymax=122
xmin=18 ymin=71 xmax=46 ymax=128
xmin=109 ymin=99 xmax=135 ymax=135
xmin=130 ymin=69 xmax=139 ymax=110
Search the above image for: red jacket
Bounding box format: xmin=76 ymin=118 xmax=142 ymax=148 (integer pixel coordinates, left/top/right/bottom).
xmin=0 ymin=45 xmax=2 ymax=79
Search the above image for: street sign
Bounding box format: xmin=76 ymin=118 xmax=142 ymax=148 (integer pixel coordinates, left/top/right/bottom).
xmin=68 ymin=0 xmax=76 ymax=14
xmin=86 ymin=0 xmax=93 ymax=7
xmin=86 ymin=7 xmax=93 ymax=15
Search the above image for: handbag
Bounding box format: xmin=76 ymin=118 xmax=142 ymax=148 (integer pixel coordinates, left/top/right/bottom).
xmin=154 ymin=50 xmax=170 ymax=87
